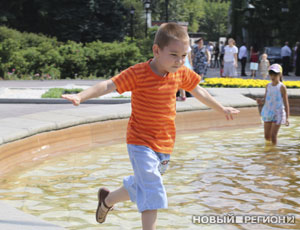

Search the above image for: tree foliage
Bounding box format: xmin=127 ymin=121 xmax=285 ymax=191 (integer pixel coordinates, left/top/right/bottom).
xmin=199 ymin=1 xmax=230 ymax=41
xmin=150 ymin=0 xmax=205 ymax=32
xmin=0 ymin=0 xmax=231 ymax=43
xmin=240 ymin=0 xmax=300 ymax=47
xmin=149 ymin=0 xmax=229 ymax=40
xmin=0 ymin=0 xmax=128 ymax=42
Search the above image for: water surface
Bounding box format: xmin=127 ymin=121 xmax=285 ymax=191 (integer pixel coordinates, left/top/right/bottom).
xmin=1 ymin=117 xmax=300 ymax=230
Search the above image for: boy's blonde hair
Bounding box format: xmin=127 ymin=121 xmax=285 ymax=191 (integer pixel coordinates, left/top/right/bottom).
xmin=154 ymin=22 xmax=189 ymax=49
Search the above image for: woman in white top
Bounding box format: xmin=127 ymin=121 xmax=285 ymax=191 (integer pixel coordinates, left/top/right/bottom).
xmin=223 ymin=38 xmax=238 ymax=78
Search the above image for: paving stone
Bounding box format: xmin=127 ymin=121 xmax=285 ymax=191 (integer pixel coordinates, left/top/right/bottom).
xmin=0 ymin=118 xmax=56 ymax=134
xmin=0 ymin=127 xmax=29 ymax=143
xmin=0 ymin=201 xmax=65 ymax=230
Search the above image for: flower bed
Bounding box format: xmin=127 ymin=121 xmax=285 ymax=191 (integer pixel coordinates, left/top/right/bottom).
xmin=200 ymin=78 xmax=300 ymax=88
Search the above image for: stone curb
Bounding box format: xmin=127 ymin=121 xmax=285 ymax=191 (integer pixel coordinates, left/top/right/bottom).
xmin=0 ymin=94 xmax=258 ymax=146
xmin=1 ymin=88 xmax=300 ymax=146
xmin=0 ymin=98 xmax=131 ymax=104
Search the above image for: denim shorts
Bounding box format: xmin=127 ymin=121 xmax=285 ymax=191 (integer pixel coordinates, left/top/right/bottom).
xmin=123 ymin=144 xmax=170 ymax=213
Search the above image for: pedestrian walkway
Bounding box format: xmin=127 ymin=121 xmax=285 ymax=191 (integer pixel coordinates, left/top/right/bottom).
xmin=0 ymin=68 xmax=299 ymax=119
xmin=206 ymin=64 xmax=300 ymax=80
xmin=0 ymin=79 xmax=99 ymax=88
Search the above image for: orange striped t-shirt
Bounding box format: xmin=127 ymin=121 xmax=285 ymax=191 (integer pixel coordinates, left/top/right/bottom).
xmin=111 ymin=60 xmax=201 ymax=154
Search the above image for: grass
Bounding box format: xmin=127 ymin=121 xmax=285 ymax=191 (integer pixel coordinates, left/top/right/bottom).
xmin=41 ymin=88 xmax=83 ymax=98
xmin=112 ymin=95 xmax=131 ymax=98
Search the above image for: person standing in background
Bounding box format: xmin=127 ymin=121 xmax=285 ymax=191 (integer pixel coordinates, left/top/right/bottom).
xmin=222 ymin=38 xmax=238 ymax=78
xmin=259 ymin=53 xmax=270 ymax=79
xmin=281 ymin=41 xmax=292 ymax=76
xmin=249 ymin=45 xmax=259 ymax=78
xmin=293 ymin=42 xmax=299 ymax=71
xmin=219 ymin=41 xmax=225 ymax=76
xmin=238 ymin=42 xmax=248 ymax=76
xmin=295 ymin=43 xmax=300 ymax=76
xmin=212 ymin=42 xmax=220 ymax=68
xmin=208 ymin=42 xmax=214 ymax=68
xmin=176 ymin=26 xmax=193 ymax=101
xmin=192 ymin=38 xmax=211 ymax=78
xmin=177 ymin=44 xmax=193 ymax=101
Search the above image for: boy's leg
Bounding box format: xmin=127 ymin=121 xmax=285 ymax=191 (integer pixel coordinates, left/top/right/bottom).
xmin=105 ymin=186 xmax=130 ymax=207
xmin=124 ymin=144 xmax=170 ymax=228
xmin=142 ymin=210 xmax=157 ymax=230
xmin=96 ymin=179 xmax=131 ymax=223
xmin=97 ymin=144 xmax=169 ymax=226
xmin=96 ymin=186 xmax=130 ymax=223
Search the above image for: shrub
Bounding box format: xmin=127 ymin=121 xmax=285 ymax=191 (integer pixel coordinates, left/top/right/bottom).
xmin=131 ymin=26 xmax=158 ymax=60
xmin=0 ymin=27 xmax=62 ymax=79
xmin=58 ymin=41 xmax=88 ymax=79
xmin=85 ymin=40 xmax=143 ymax=78
xmin=0 ymin=26 xmax=23 ymax=43
xmin=0 ymin=26 xmax=154 ymax=80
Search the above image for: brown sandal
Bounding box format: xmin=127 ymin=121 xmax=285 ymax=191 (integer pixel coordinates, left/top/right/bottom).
xmin=96 ymin=188 xmax=113 ymax=223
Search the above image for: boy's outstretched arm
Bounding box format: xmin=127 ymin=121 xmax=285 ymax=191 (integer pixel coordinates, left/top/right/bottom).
xmin=190 ymin=85 xmax=240 ymax=120
xmin=61 ymin=80 xmax=117 ymax=106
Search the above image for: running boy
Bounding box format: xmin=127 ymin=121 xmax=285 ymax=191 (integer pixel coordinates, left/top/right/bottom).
xmin=62 ymin=23 xmax=239 ymax=230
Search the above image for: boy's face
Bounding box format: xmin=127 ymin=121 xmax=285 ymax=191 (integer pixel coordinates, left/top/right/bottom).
xmin=153 ymin=39 xmax=189 ymax=74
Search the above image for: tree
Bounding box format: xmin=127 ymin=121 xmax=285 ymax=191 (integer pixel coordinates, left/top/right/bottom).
xmin=246 ymin=0 xmax=300 ymax=47
xmin=149 ymin=0 xmax=229 ymax=40
xmin=121 ymin=0 xmax=146 ymax=39
xmin=0 ymin=0 xmax=233 ymax=43
xmin=199 ymin=1 xmax=230 ymax=41
xmin=150 ymin=0 xmax=205 ymax=32
xmin=0 ymin=0 xmax=129 ymax=43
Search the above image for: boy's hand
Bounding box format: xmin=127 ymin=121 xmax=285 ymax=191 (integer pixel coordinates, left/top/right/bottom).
xmin=61 ymin=94 xmax=81 ymax=106
xmin=223 ymin=107 xmax=240 ymax=120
